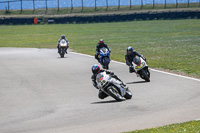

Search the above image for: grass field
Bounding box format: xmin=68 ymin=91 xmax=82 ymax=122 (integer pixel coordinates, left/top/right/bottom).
xmin=124 ymin=120 xmax=200 ymax=133
xmin=0 ymin=19 xmax=200 ymax=78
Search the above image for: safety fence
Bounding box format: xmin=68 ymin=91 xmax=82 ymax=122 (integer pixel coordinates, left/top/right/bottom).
xmin=0 ymin=0 xmax=200 ymax=13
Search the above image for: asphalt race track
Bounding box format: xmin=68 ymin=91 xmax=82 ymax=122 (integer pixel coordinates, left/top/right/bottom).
xmin=0 ymin=48 xmax=200 ymax=133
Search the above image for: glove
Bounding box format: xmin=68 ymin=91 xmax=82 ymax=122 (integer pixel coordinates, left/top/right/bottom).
xmin=110 ymin=71 xmax=114 ymax=75
xmin=141 ymin=55 xmax=146 ymax=61
xmin=106 ymin=70 xmax=114 ymax=75
xmin=110 ymin=72 xmax=114 ymax=75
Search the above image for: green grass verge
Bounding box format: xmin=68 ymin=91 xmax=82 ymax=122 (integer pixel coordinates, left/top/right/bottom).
xmin=0 ymin=19 xmax=200 ymax=78
xmin=124 ymin=120 xmax=200 ymax=133
xmin=0 ymin=3 xmax=199 ymax=15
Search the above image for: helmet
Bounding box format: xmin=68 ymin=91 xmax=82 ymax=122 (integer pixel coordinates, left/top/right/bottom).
xmin=99 ymin=39 xmax=104 ymax=47
xmin=127 ymin=46 xmax=133 ymax=55
xmin=61 ymin=34 xmax=65 ymax=39
xmin=99 ymin=39 xmax=104 ymax=44
xmin=91 ymin=64 xmax=101 ymax=74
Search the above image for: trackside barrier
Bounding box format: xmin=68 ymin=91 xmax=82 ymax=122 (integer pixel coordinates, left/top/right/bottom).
xmin=34 ymin=18 xmax=38 ymax=24
xmin=48 ymin=19 xmax=54 ymax=23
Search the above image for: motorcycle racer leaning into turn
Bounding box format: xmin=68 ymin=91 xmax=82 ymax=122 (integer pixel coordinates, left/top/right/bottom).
xmin=125 ymin=46 xmax=146 ymax=73
xmin=57 ymin=34 xmax=69 ymax=54
xmin=95 ymin=39 xmax=111 ymax=62
xmin=91 ymin=64 xmax=128 ymax=99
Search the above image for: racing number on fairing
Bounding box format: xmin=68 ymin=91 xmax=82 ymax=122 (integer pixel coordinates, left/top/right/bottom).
xmin=98 ymin=77 xmax=106 ymax=86
xmin=137 ymin=62 xmax=145 ymax=69
xmin=101 ymin=79 xmax=106 ymax=86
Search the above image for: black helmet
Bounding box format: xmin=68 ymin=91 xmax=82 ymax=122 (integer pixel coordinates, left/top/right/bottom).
xmin=91 ymin=64 xmax=101 ymax=74
xmin=61 ymin=34 xmax=65 ymax=39
xmin=127 ymin=46 xmax=133 ymax=55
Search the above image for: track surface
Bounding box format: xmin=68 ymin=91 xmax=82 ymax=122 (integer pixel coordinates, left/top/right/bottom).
xmin=0 ymin=48 xmax=200 ymax=133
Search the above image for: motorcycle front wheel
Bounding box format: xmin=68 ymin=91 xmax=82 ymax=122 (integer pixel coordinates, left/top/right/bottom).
xmin=140 ymin=69 xmax=150 ymax=82
xmin=104 ymin=58 xmax=109 ymax=69
xmin=124 ymin=89 xmax=132 ymax=99
xmin=60 ymin=53 xmax=65 ymax=58
xmin=107 ymin=87 xmax=124 ymax=101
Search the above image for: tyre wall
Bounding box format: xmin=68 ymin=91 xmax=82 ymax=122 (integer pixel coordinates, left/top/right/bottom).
xmin=0 ymin=11 xmax=199 ymax=25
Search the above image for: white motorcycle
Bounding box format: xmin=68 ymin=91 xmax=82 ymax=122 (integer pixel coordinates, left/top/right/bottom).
xmin=96 ymin=72 xmax=132 ymax=101
xmin=58 ymin=39 xmax=69 ymax=58
xmin=132 ymin=56 xmax=150 ymax=82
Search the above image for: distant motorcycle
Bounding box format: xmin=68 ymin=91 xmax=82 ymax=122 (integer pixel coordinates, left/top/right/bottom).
xmin=99 ymin=47 xmax=110 ymax=69
xmin=96 ymin=71 xmax=132 ymax=101
xmin=132 ymin=56 xmax=150 ymax=82
xmin=58 ymin=39 xmax=69 ymax=58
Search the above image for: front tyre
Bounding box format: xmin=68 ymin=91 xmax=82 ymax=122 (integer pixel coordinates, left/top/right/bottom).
xmin=104 ymin=57 xmax=110 ymax=69
xmin=60 ymin=53 xmax=65 ymax=58
xmin=107 ymin=87 xmax=123 ymax=101
xmin=141 ymin=69 xmax=150 ymax=82
xmin=60 ymin=48 xmax=65 ymax=58
xmin=124 ymin=89 xmax=132 ymax=99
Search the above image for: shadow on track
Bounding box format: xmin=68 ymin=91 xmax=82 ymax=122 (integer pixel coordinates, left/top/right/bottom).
xmin=91 ymin=100 xmax=122 ymax=104
xmin=57 ymin=57 xmax=68 ymax=59
xmin=126 ymin=81 xmax=147 ymax=84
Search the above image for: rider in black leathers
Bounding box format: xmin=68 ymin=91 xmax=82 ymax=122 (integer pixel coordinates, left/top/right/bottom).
xmin=125 ymin=46 xmax=146 ymax=73
xmin=57 ymin=34 xmax=69 ymax=53
xmin=95 ymin=39 xmax=111 ymax=62
xmin=91 ymin=64 xmax=127 ymax=99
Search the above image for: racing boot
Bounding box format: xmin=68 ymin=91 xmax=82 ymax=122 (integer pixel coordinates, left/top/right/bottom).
xmin=129 ymin=66 xmax=135 ymax=73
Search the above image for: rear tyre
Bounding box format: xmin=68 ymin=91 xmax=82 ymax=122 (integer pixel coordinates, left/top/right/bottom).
xmin=124 ymin=89 xmax=132 ymax=99
xmin=107 ymin=87 xmax=123 ymax=101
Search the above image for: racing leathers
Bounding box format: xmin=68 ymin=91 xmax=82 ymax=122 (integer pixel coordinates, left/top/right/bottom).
xmin=91 ymin=69 xmax=126 ymax=99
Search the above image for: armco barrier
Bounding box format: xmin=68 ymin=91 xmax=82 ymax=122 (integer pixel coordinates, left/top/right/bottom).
xmin=0 ymin=11 xmax=199 ymax=25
